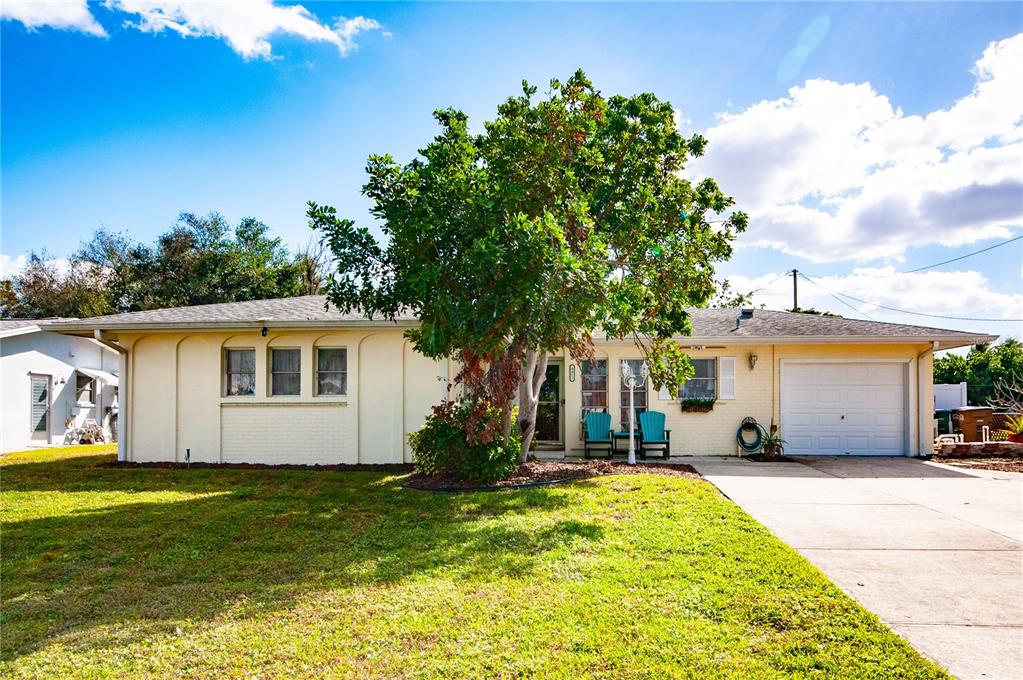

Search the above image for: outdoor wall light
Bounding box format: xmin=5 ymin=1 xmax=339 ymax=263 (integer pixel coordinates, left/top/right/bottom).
xmin=258 ymin=317 xmax=272 ymax=337
xmin=569 ymin=364 xmax=576 ymax=382
xmin=748 ymin=353 xmax=758 ymax=370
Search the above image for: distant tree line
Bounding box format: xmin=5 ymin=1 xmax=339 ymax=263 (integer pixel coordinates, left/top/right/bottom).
xmin=934 ymin=339 xmax=1022 ymax=407
xmin=1 ymin=212 xmax=329 ymax=319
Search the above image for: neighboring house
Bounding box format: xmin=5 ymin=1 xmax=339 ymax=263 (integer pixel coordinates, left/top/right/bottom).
xmin=48 ymin=297 xmax=996 ymax=465
xmin=1 ymin=319 xmax=120 ymax=453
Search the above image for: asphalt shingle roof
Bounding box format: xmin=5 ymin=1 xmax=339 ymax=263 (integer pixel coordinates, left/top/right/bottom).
xmin=42 ymin=295 xmax=996 ymax=346
xmin=45 ymin=296 xmax=414 ymax=328
xmin=0 ymin=319 xmax=46 ymax=331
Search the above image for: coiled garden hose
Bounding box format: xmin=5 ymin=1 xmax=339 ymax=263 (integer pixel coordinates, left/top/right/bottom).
xmin=737 ymin=417 xmax=766 ymax=453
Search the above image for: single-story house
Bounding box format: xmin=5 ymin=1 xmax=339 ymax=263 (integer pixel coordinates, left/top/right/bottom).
xmin=48 ymin=296 xmax=996 ymax=465
xmin=1 ymin=319 xmax=120 ymax=452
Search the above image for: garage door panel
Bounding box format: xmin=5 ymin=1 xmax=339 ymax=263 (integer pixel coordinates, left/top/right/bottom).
xmin=817 ymin=435 xmax=842 ymax=452
xmin=782 ymin=362 xmax=906 ymax=456
xmin=845 ymin=389 xmax=871 ymax=404
xmin=817 ymin=412 xmax=843 ymax=427
xmin=846 ymin=434 xmax=870 ymax=449
xmin=872 ymin=364 xmax=904 ymax=384
xmin=817 ymin=388 xmax=842 ymax=403
xmin=873 ymin=389 xmax=902 ymax=407
xmin=874 ymin=411 xmax=901 ymax=427
xmin=845 ymin=412 xmax=871 ymax=427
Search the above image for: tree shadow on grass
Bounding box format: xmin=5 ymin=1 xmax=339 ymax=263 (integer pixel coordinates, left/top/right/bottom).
xmin=1 ymin=454 xmax=603 ymax=662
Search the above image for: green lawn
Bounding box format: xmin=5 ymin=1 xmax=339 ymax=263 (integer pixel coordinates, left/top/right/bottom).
xmin=1 ymin=448 xmax=945 ymax=678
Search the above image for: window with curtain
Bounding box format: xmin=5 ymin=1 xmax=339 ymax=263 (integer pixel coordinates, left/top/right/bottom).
xmin=316 ymin=348 xmax=347 ymax=395
xmin=680 ymin=358 xmax=717 ymax=399
xmin=270 ymin=348 xmax=301 ymax=396
xmin=619 ymin=359 xmax=648 ymax=429
xmin=581 ymin=359 xmax=608 ymax=411
xmin=580 ymin=359 xmax=608 ymax=437
xmin=224 ymin=348 xmax=255 ymax=396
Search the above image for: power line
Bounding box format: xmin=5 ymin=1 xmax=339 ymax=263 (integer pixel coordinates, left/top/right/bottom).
xmin=748 ymin=271 xmax=792 ymax=295
xmin=796 ymin=272 xmax=877 ymax=320
xmin=798 ymin=272 xmax=1023 ymax=323
xmin=904 ymin=236 xmax=1023 ymax=274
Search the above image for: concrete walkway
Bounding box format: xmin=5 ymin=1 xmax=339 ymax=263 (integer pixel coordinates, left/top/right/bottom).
xmin=691 ymin=456 xmax=1023 ymax=680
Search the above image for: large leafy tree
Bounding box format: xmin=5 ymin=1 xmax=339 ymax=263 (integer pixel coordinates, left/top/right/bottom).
xmin=312 ymin=71 xmax=747 ymax=459
xmin=934 ymin=339 xmax=1023 ymax=406
xmin=2 ymin=212 xmax=327 ymax=319
xmin=2 ymin=253 xmax=112 ymax=319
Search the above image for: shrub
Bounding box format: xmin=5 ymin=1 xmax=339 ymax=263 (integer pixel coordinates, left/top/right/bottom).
xmin=409 ymin=399 xmax=521 ymax=485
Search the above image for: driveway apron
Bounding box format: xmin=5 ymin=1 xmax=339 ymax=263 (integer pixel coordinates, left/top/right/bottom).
xmin=691 ymin=456 xmax=1023 ymax=680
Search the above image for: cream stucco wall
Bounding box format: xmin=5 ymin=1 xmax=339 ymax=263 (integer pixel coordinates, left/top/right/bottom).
xmin=119 ymin=328 xmax=453 ymax=465
xmin=557 ymin=341 xmax=935 ymax=457
xmin=116 ymin=328 xmax=935 ymax=463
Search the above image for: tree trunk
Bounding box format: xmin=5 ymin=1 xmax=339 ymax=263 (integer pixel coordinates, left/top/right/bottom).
xmin=518 ymin=350 xmax=549 ymax=462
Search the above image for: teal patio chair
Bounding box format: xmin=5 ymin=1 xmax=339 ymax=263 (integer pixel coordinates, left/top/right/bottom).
xmin=638 ymin=410 xmax=671 ymax=459
xmin=584 ymin=411 xmax=613 ymax=460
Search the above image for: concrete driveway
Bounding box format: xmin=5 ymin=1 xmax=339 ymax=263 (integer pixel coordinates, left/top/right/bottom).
xmin=691 ymin=456 xmax=1022 ymax=680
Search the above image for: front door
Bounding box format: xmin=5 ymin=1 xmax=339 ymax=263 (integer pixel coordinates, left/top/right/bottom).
xmin=30 ymin=374 xmax=51 ymax=442
xmin=535 ymin=362 xmax=563 ymax=446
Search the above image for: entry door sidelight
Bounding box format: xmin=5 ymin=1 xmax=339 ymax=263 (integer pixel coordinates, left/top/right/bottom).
xmin=535 ymin=363 xmax=563 ymax=445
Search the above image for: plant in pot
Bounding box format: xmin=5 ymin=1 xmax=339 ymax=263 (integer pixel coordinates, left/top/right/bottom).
xmin=1001 ymin=415 xmax=1023 ymax=443
xmin=761 ymin=421 xmax=787 ymax=461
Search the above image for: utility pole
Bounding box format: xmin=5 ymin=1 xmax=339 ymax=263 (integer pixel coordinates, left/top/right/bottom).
xmin=791 ymin=269 xmax=798 ymax=312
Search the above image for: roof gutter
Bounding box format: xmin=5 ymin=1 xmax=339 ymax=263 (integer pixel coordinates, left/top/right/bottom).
xmin=47 ymin=319 xmax=420 ymax=334
xmin=44 ymin=324 xmax=996 ymax=350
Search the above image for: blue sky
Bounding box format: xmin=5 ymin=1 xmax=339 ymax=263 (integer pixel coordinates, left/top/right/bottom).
xmin=2 ymin=1 xmax=1021 ymax=339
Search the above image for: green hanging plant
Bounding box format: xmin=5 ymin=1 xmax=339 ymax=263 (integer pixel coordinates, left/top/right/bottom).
xmin=679 ymin=398 xmax=715 ymax=412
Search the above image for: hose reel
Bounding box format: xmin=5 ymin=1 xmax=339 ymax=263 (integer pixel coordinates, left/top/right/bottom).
xmin=736 ymin=416 xmax=766 ymax=453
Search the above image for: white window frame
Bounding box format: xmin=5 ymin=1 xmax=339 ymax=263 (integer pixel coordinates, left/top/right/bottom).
xmin=269 ymin=347 xmax=302 ymax=397
xmin=223 ymin=347 xmax=256 ymax=397
xmin=619 ymin=358 xmax=649 ymax=429
xmin=315 ymin=347 xmax=348 ymax=396
xmin=75 ymin=374 xmax=96 ymax=406
xmin=680 ymin=357 xmax=717 ymax=400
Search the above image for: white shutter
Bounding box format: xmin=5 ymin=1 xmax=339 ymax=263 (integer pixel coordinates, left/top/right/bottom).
xmin=718 ymin=357 xmax=736 ymax=400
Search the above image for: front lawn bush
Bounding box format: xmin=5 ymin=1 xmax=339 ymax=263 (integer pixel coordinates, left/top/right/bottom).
xmin=409 ymin=398 xmax=520 ymax=484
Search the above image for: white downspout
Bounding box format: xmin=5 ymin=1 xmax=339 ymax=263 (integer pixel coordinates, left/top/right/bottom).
xmin=94 ymin=331 xmax=129 ymax=463
xmin=915 ymin=341 xmax=939 ymax=457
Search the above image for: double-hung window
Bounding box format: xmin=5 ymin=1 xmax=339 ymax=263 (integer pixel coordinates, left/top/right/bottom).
xmin=270 ymin=348 xmax=301 ymax=396
xmin=316 ymin=348 xmax=347 ymax=396
xmin=581 ymin=359 xmax=608 ymax=412
xmin=619 ymin=359 xmax=648 ymax=429
xmin=680 ymin=358 xmax=716 ymax=399
xmin=580 ymin=359 xmax=608 ymax=437
xmin=76 ymin=374 xmax=95 ymax=406
xmin=224 ymin=349 xmax=256 ymax=396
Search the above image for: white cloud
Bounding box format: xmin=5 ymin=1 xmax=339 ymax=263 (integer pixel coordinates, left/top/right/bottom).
xmin=0 ymin=0 xmax=106 ymax=36
xmin=105 ymin=1 xmax=381 ymax=59
xmin=691 ymin=33 xmax=1023 ymax=262
xmin=0 ymin=254 xmax=28 ymax=278
xmin=2 ymin=1 xmax=383 ymax=59
xmin=0 ymin=253 xmax=73 ymax=278
xmin=728 ymin=268 xmax=1023 ymax=338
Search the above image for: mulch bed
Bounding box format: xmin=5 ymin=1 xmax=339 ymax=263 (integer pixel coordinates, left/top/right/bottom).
xmin=404 ymin=460 xmax=700 ymax=492
xmin=743 ymin=454 xmax=799 ymax=463
xmin=931 ymin=455 xmax=1023 ymax=474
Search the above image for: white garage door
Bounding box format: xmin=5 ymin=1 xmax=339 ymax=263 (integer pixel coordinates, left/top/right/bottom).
xmin=781 ymin=362 xmax=907 ymax=456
